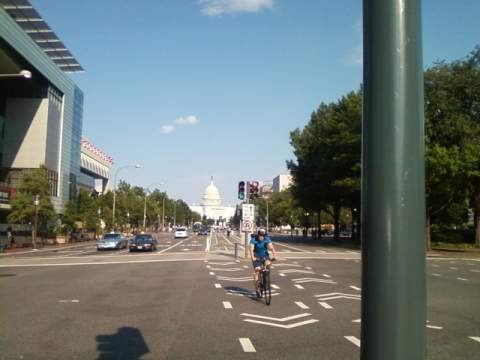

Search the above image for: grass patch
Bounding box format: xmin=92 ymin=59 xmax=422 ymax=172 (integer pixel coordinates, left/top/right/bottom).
xmin=432 ymin=242 xmax=478 ymax=250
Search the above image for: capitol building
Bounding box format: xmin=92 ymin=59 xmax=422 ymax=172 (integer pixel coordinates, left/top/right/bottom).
xmin=189 ymin=178 xmax=236 ymax=225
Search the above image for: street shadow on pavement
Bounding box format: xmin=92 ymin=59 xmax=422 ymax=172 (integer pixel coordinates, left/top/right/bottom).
xmin=224 ymin=286 xmax=259 ymax=302
xmin=96 ymin=327 xmax=150 ymax=360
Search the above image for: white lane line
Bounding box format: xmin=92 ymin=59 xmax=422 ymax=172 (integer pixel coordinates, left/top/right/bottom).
xmin=273 ymin=242 xmax=308 ymax=252
xmin=469 ymin=337 xmax=480 ymax=343
xmin=319 ymin=302 xmax=333 ymax=309
xmin=243 ymin=265 xmax=249 ymax=269
xmin=209 ymin=272 xmax=215 ymax=276
xmin=294 ymin=284 xmax=304 ymax=290
xmin=352 ymin=319 xmax=361 ymax=323
xmin=206 ymin=265 xmax=211 ymax=268
xmin=470 ymin=269 xmax=480 ymax=273
xmin=426 ymin=325 xmax=443 ymax=330
xmin=345 ymin=336 xmax=361 ymax=348
xmin=239 ymin=338 xmax=256 ymax=353
xmin=432 ymin=273 xmax=441 ymax=277
xmin=323 ymin=274 xmax=331 ymax=278
xmin=59 ymin=299 xmax=79 ymax=303
xmin=457 ymin=277 xmax=469 ymax=281
xmin=432 ymin=264 xmax=440 ymax=268
xmin=350 ymin=285 xmax=361 ymax=291
xmin=449 ymin=267 xmax=458 ymax=270
xmin=271 ymin=284 xmax=280 ymax=289
xmin=295 ymin=301 xmax=309 ymax=309
xmin=223 ymin=301 xmax=233 ymax=309
xmin=305 ymin=266 xmax=312 ymax=270
xmin=214 ymin=283 xmax=222 ymax=288
xmin=279 ymin=273 xmax=286 ymax=277
xmin=156 ymin=239 xmax=187 ymax=254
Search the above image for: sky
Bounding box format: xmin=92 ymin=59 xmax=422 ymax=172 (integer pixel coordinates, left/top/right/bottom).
xmin=30 ymin=0 xmax=480 ymax=205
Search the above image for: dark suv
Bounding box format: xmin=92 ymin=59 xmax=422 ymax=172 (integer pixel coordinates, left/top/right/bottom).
xmin=129 ymin=234 xmax=157 ymax=252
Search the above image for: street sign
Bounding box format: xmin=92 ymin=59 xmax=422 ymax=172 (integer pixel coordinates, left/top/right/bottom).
xmin=242 ymin=219 xmax=253 ymax=232
xmin=242 ymin=204 xmax=254 ymax=221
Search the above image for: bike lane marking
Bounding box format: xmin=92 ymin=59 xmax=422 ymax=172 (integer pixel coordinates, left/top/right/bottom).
xmin=239 ymin=338 xmax=256 ymax=352
xmin=345 ymin=336 xmax=361 ymax=347
xmin=295 ymin=301 xmax=309 ymax=309
xmin=223 ymin=301 xmax=233 ymax=309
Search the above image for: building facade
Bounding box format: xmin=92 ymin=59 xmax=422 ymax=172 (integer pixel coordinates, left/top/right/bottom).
xmin=189 ymin=178 xmax=236 ymax=225
xmin=273 ymin=173 xmax=292 ymax=192
xmin=0 ymin=1 xmax=85 ymax=213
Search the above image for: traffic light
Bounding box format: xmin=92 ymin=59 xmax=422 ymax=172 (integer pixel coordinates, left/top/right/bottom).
xmin=238 ymin=181 xmax=245 ymax=200
xmin=249 ymin=181 xmax=259 ymax=199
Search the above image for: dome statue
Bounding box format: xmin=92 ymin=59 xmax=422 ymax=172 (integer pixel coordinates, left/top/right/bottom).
xmin=202 ymin=177 xmax=222 ymax=207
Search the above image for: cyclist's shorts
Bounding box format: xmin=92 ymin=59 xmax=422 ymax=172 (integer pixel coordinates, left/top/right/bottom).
xmin=252 ymin=257 xmax=269 ymax=269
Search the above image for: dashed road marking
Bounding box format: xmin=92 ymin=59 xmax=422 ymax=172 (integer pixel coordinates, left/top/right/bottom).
xmin=350 ymin=285 xmax=361 ymax=291
xmin=322 ymin=274 xmax=331 ymax=278
xmin=294 ymin=284 xmax=304 ymax=290
xmin=432 ymin=273 xmax=441 ymax=277
xmin=295 ymin=301 xmax=309 ymax=309
xmin=470 ymin=269 xmax=480 ymax=273
xmin=271 ymin=284 xmax=280 ymax=289
xmin=352 ymin=319 xmax=361 ymax=323
xmin=345 ymin=336 xmax=361 ymax=348
xmin=449 ymin=267 xmax=458 ymax=270
xmin=209 ymin=272 xmax=215 ymax=276
xmin=239 ymin=338 xmax=256 ymax=353
xmin=426 ymin=325 xmax=443 ymax=330
xmin=319 ymin=302 xmax=333 ymax=309
xmin=432 ymin=264 xmax=439 ymax=267
xmin=469 ymin=337 xmax=480 ymax=343
xmin=223 ymin=301 xmax=233 ymax=309
xmin=305 ymin=266 xmax=312 ymax=270
xmin=214 ymin=283 xmax=222 ymax=288
xmin=279 ymin=273 xmax=286 ymax=277
xmin=59 ymin=299 xmax=79 ymax=303
xmin=457 ymin=277 xmax=469 ymax=281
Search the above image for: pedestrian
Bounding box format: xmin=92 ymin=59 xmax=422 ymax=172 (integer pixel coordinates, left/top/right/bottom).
xmin=6 ymin=225 xmax=14 ymax=249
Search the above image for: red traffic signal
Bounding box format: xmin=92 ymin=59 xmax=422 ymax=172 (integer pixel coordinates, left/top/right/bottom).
xmin=249 ymin=181 xmax=259 ymax=199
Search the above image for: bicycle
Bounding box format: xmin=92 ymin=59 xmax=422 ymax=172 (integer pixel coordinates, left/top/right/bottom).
xmin=256 ymin=257 xmax=275 ymax=305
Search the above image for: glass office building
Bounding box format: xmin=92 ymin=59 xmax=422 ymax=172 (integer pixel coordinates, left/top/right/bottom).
xmin=0 ymin=0 xmax=85 ymax=214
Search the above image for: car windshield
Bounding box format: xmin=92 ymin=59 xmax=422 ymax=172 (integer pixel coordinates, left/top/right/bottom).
xmin=134 ymin=236 xmax=152 ymax=242
xmin=176 ymin=228 xmax=186 ymax=232
xmin=102 ymin=234 xmax=120 ymax=240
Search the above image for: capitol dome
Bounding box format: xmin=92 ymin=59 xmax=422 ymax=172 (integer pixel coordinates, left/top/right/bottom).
xmin=202 ymin=178 xmax=222 ymax=207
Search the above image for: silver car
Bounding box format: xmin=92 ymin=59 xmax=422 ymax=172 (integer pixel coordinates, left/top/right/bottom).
xmin=97 ymin=233 xmax=127 ymax=250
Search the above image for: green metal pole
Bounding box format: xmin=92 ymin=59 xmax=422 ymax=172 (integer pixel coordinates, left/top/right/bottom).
xmin=362 ymin=0 xmax=426 ymax=359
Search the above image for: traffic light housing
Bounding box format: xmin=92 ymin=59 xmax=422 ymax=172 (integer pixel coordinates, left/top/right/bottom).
xmin=238 ymin=181 xmax=245 ymax=200
xmin=249 ymin=181 xmax=259 ymax=199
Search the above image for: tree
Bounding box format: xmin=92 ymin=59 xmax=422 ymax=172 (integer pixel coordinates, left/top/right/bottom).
xmin=424 ymin=47 xmax=480 ymax=246
xmin=8 ymin=165 xmax=56 ymax=241
xmin=63 ymin=188 xmax=99 ymax=232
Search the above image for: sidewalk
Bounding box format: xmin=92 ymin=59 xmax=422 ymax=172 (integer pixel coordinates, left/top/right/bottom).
xmin=0 ymin=240 xmax=97 ymax=257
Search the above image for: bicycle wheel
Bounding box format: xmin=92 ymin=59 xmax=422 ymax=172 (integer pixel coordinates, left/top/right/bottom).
xmin=263 ymin=271 xmax=271 ymax=305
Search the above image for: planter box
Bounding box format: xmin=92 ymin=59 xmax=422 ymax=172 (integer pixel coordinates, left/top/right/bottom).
xmin=55 ymin=236 xmax=67 ymax=244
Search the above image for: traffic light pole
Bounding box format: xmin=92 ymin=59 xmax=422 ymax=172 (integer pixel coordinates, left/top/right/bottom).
xmin=362 ymin=1 xmax=426 ymax=359
xmin=244 ymin=182 xmax=250 ymax=258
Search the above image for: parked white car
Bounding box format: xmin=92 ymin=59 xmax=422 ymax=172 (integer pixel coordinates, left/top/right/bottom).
xmin=174 ymin=227 xmax=188 ymax=239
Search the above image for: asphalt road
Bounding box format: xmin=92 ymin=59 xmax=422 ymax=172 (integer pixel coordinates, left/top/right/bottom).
xmin=0 ymin=232 xmax=478 ymax=359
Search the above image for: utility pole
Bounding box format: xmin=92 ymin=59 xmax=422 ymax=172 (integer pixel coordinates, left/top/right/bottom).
xmin=32 ymin=195 xmax=39 ymax=249
xmin=362 ymin=1 xmax=426 ymax=359
xmin=162 ymin=196 xmax=165 ymax=232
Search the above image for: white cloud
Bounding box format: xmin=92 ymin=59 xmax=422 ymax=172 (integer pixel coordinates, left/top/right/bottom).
xmin=174 ymin=115 xmax=199 ymax=126
xmin=199 ymin=0 xmax=273 ymax=16
xmin=347 ymin=19 xmax=363 ymax=66
xmin=160 ymin=125 xmax=176 ymax=134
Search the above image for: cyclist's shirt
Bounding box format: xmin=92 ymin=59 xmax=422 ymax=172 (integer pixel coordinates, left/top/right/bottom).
xmin=250 ymin=235 xmax=272 ymax=258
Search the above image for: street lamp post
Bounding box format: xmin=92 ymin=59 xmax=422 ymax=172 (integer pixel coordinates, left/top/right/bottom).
xmin=162 ymin=196 xmax=165 ymax=232
xmin=32 ymin=195 xmax=39 ymax=249
xmin=0 ymin=70 xmax=32 ymax=79
xmin=143 ymin=183 xmax=164 ymax=232
xmin=112 ymin=164 xmax=141 ymax=231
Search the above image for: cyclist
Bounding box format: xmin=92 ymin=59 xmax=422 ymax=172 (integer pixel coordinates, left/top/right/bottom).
xmin=249 ymin=228 xmax=277 ymax=297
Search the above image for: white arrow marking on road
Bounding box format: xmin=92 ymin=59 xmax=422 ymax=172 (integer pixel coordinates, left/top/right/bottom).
xmin=294 ymin=284 xmax=304 ymax=290
xmin=244 ymin=318 xmax=319 ymax=329
xmin=279 ymin=269 xmax=315 ymax=274
xmin=295 ymin=301 xmax=309 ymax=309
xmin=241 ymin=313 xmax=312 ymax=322
xmin=345 ymin=336 xmax=361 ymax=348
xmin=457 ymin=277 xmax=469 ymax=281
xmin=216 ymin=276 xmax=252 ymax=282
xmin=214 ymin=283 xmax=222 ymax=288
xmin=315 ymin=293 xmax=361 ymax=301
xmin=469 ymin=337 xmax=480 ymax=343
xmin=319 ymin=302 xmax=333 ymax=309
xmin=350 ymin=285 xmax=361 ymax=291
xmin=322 ymin=274 xmax=331 ymax=278
xmin=223 ymin=301 xmax=233 ymax=309
xmin=210 ymin=267 xmax=244 ymax=272
xmin=292 ymin=278 xmax=336 ymax=284
xmin=239 ymin=338 xmax=256 ymax=353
